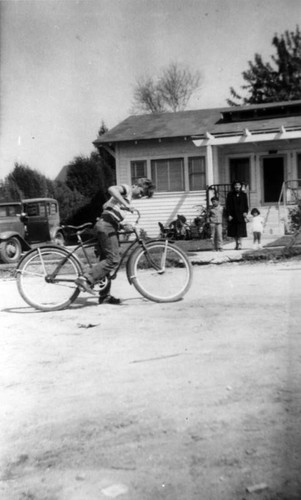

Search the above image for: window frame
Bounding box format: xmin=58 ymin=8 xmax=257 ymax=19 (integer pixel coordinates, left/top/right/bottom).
xmin=151 ymin=157 xmax=185 ymax=192
xmin=188 ymin=156 xmax=206 ymax=191
xmin=130 ymin=160 xmax=147 ymax=184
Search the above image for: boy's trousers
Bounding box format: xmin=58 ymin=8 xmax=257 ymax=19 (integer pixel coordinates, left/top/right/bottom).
xmin=210 ymin=223 xmax=223 ymax=250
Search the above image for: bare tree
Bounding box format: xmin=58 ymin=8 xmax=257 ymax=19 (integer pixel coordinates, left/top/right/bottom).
xmin=133 ymin=77 xmax=165 ymax=113
xmin=132 ymin=62 xmax=201 ymax=114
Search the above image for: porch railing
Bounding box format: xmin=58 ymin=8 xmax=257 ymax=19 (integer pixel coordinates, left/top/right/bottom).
xmin=206 ymin=184 xmax=249 ymax=208
xmin=206 ymin=184 xmax=232 ymax=208
xmin=278 ymin=180 xmax=301 ymax=233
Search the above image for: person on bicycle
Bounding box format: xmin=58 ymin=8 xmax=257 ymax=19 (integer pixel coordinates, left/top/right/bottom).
xmin=75 ymin=178 xmax=155 ymax=303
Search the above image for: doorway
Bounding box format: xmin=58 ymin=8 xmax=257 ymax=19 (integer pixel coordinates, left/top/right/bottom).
xmin=262 ymin=156 xmax=284 ymax=203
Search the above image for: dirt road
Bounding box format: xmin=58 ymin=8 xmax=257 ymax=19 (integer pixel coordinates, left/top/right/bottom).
xmin=1 ymin=260 xmax=301 ymax=500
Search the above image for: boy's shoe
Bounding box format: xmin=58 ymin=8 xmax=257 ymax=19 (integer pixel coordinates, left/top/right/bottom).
xmin=75 ymin=276 xmax=96 ymax=295
xmin=98 ymin=294 xmax=122 ymax=305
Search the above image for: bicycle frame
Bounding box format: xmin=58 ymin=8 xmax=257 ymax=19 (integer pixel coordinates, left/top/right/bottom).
xmin=41 ymin=222 xmax=170 ymax=286
xmin=114 ymin=227 xmax=170 ymax=283
xmin=16 ymin=210 xmax=193 ymax=310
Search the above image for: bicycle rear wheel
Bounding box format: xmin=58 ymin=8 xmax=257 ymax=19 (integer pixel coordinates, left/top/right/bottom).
xmin=128 ymin=241 xmax=192 ymax=302
xmin=16 ymin=246 xmax=82 ymax=311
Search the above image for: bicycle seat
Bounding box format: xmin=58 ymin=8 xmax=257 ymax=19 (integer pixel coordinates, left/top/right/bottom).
xmin=61 ymin=222 xmax=93 ymax=235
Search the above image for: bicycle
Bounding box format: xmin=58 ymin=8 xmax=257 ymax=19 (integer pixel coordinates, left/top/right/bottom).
xmin=16 ymin=210 xmax=193 ymax=311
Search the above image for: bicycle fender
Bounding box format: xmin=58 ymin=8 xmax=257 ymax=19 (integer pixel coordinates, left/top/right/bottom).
xmin=125 ymin=238 xmax=176 ymax=285
xmin=145 ymin=238 xmax=176 ymax=244
xmin=126 ymin=256 xmax=134 ymax=284
xmin=16 ymin=244 xmax=82 ymax=271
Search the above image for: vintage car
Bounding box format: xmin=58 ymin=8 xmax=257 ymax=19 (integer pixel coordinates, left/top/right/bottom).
xmin=0 ymin=197 xmax=65 ymax=263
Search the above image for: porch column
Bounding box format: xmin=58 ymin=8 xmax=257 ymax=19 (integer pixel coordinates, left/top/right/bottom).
xmin=206 ymin=144 xmax=214 ymax=186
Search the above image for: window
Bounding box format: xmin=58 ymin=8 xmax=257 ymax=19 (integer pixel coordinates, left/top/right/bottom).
xmin=188 ymin=157 xmax=206 ymax=191
xmin=49 ymin=202 xmax=57 ymax=215
xmin=7 ymin=205 xmax=20 ymax=216
xmin=229 ymin=157 xmax=251 ymax=188
xmin=151 ymin=158 xmax=184 ymax=192
xmin=25 ymin=203 xmax=39 ymax=216
xmin=131 ymin=160 xmax=147 ymax=184
xmin=39 ymin=203 xmax=46 ymax=216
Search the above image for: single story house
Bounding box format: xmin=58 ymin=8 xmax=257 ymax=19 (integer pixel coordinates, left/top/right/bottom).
xmin=94 ymin=100 xmax=301 ymax=237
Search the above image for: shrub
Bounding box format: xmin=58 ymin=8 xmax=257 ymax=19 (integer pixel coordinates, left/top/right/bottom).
xmin=288 ymin=203 xmax=301 ymax=233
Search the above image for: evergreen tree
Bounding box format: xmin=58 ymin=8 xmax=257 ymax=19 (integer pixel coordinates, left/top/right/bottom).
xmin=65 ymin=152 xmax=113 ymax=200
xmin=52 ymin=181 xmax=85 ymax=224
xmin=6 ymin=163 xmax=51 ymax=198
xmin=0 ymin=177 xmax=22 ymax=201
xmin=62 ymin=151 xmax=115 ymax=224
xmin=228 ymin=26 xmax=301 ymax=106
xmin=0 ymin=120 xmax=115 ymax=225
xmin=98 ymin=120 xmax=108 ymax=136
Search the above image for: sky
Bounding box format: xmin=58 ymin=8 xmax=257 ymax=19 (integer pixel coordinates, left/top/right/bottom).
xmin=1 ymin=0 xmax=301 ymax=180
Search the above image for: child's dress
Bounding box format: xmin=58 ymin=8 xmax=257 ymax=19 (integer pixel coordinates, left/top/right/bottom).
xmin=251 ymin=215 xmax=264 ymax=248
xmin=252 ymin=215 xmax=264 ymax=233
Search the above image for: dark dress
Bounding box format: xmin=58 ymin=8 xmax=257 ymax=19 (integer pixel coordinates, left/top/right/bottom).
xmin=226 ymin=190 xmax=249 ymax=238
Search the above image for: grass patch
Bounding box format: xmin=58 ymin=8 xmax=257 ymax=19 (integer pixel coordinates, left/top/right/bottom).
xmin=242 ymin=245 xmax=301 ymax=262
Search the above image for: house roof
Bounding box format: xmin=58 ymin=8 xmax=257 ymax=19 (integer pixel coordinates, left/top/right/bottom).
xmin=94 ymin=100 xmax=301 ymax=145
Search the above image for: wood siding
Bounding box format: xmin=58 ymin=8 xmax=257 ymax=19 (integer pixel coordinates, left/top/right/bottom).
xmin=129 ymin=191 xmax=207 ymax=237
xmin=114 ymin=136 xmax=301 ymax=237
xmin=116 ymin=140 xmax=207 ymax=237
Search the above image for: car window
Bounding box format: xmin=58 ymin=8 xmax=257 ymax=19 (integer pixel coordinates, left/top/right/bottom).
xmin=8 ymin=206 xmax=20 ymax=216
xmin=25 ymin=204 xmax=39 ymax=216
xmin=0 ymin=205 xmax=20 ymax=217
xmin=39 ymin=203 xmax=46 ymax=217
xmin=48 ymin=202 xmax=57 ymax=215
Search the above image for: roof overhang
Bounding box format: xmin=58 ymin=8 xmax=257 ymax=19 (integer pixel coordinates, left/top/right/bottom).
xmin=192 ymin=126 xmax=301 ymax=147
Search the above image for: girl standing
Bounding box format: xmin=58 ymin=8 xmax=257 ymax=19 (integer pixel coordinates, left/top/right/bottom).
xmin=250 ymin=208 xmax=264 ymax=249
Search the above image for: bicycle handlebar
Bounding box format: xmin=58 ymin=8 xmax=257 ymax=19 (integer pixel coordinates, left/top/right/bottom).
xmin=59 ymin=209 xmax=142 ymax=235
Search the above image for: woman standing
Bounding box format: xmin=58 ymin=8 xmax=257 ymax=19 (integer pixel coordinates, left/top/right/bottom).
xmin=226 ymin=180 xmax=249 ymax=250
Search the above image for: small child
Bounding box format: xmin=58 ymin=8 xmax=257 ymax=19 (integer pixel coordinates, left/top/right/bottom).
xmin=209 ymin=197 xmax=224 ymax=251
xmin=250 ymin=208 xmax=264 ymax=249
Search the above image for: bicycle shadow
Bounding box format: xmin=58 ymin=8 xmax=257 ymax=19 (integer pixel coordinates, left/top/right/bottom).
xmin=2 ymin=297 xmax=95 ymax=314
xmin=2 ymin=295 xmax=145 ymax=314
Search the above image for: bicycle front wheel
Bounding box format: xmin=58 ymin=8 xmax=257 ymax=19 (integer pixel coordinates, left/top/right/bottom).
xmin=128 ymin=241 xmax=192 ymax=302
xmin=16 ymin=246 xmax=82 ymax=311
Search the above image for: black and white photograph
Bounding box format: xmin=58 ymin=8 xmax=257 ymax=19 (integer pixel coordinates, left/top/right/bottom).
xmin=1 ymin=1 xmax=301 ymax=499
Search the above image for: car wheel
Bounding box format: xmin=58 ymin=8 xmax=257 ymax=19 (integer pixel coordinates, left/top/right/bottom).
xmin=54 ymin=231 xmax=65 ymax=246
xmin=0 ymin=237 xmax=22 ymax=263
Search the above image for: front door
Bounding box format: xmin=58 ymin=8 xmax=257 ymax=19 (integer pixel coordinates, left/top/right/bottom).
xmin=23 ymin=201 xmax=50 ymax=243
xmin=262 ymin=156 xmax=284 ymax=203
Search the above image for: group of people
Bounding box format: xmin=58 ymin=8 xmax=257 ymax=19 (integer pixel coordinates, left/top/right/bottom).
xmin=209 ymin=179 xmax=264 ymax=251
xmin=75 ymin=177 xmax=264 ymax=303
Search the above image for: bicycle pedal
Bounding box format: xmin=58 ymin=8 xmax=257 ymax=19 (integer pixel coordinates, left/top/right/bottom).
xmin=75 ymin=276 xmax=96 ymax=295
